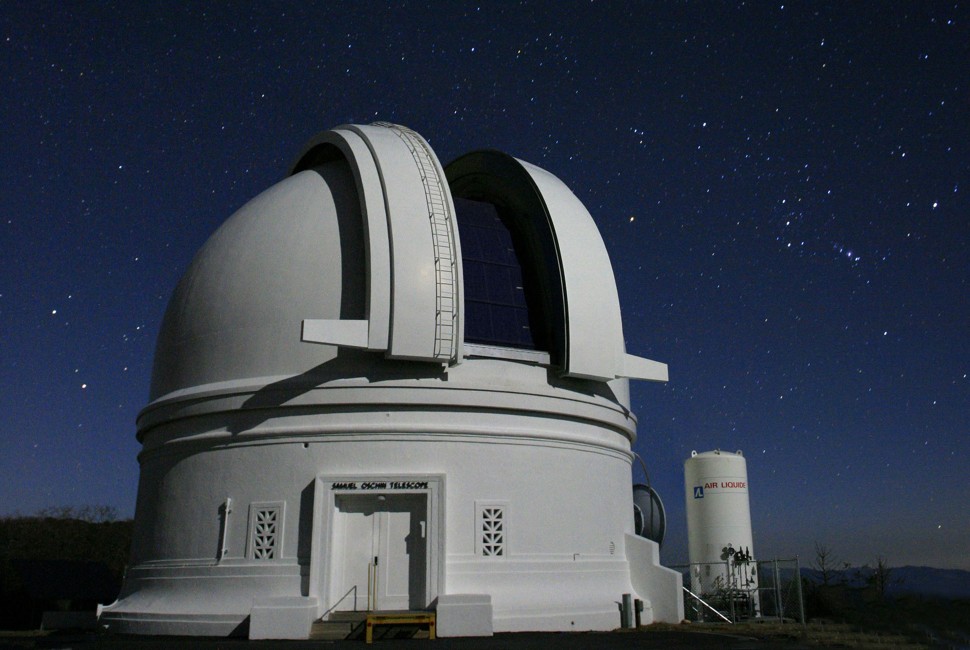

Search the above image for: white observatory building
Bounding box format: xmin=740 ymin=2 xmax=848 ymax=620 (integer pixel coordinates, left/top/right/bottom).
xmin=99 ymin=123 xmax=683 ymax=638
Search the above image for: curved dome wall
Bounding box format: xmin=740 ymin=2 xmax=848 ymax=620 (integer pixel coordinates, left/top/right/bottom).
xmin=149 ymin=162 xmax=361 ymax=401
xmin=103 ymin=123 xmax=681 ymax=638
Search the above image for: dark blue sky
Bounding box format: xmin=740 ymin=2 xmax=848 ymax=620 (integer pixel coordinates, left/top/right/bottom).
xmin=2 ymin=2 xmax=967 ymax=570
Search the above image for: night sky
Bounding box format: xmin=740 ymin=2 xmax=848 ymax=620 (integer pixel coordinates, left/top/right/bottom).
xmin=2 ymin=2 xmax=967 ymax=571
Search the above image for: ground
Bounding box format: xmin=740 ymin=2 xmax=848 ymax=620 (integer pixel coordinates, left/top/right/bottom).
xmin=0 ymin=622 xmax=934 ymax=650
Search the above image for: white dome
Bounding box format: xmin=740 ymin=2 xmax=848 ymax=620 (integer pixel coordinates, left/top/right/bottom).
xmin=146 ymin=123 xmax=664 ymax=415
xmin=149 ymin=164 xmax=360 ymax=401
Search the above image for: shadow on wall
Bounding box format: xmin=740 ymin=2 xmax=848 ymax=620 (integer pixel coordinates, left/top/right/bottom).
xmin=227 ymin=352 xmax=447 ymax=436
xmin=298 ymin=482 xmax=314 ymax=597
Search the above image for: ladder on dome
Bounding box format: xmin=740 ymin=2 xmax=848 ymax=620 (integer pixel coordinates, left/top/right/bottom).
xmin=379 ymin=122 xmax=459 ymax=362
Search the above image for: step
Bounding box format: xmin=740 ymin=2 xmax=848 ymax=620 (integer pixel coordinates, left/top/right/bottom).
xmin=309 ymin=611 xmax=368 ymax=641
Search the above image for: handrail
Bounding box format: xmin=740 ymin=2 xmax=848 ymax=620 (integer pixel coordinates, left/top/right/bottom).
xmin=216 ymin=497 xmax=231 ymax=563
xmin=682 ymin=586 xmax=732 ymax=623
xmin=319 ymin=585 xmax=357 ymax=621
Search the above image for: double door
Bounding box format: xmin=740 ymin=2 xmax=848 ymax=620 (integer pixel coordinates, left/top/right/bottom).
xmin=332 ymin=493 xmax=427 ymax=611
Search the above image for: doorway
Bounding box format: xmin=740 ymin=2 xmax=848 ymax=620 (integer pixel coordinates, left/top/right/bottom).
xmin=331 ymin=493 xmax=427 ymax=611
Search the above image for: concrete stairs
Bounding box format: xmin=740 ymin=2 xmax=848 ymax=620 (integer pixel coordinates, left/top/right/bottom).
xmin=310 ymin=611 xmax=368 ymax=641
xmin=310 ymin=610 xmax=434 ymax=641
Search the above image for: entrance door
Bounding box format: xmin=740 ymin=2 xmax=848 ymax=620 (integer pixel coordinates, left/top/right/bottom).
xmin=332 ymin=493 xmax=427 ymax=611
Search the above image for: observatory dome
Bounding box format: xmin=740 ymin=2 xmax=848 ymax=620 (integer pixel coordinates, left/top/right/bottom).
xmin=148 ymin=163 xmax=362 ymax=401
xmin=106 ymin=123 xmax=680 ymax=639
xmin=140 ymin=122 xmax=666 ymax=438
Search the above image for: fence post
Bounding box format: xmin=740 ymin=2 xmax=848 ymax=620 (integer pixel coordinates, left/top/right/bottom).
xmin=772 ymin=559 xmax=782 ymax=620
xmin=794 ymin=556 xmax=806 ymax=625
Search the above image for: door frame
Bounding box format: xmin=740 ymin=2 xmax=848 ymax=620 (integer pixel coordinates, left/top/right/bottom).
xmin=311 ymin=474 xmax=443 ymax=616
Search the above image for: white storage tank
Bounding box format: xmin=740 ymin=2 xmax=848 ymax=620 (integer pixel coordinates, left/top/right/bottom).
xmin=684 ymin=450 xmax=758 ymax=611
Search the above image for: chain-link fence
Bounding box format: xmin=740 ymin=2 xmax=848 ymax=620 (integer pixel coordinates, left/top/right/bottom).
xmin=672 ymin=557 xmax=805 ymax=624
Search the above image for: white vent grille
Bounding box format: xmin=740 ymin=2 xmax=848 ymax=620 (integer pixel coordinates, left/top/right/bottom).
xmin=249 ymin=503 xmax=283 ymax=560
xmin=481 ymin=507 xmax=504 ymax=556
xmin=476 ymin=501 xmax=508 ymax=558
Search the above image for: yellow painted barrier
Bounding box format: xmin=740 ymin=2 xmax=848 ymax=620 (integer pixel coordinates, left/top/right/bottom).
xmin=365 ymin=612 xmax=436 ymax=643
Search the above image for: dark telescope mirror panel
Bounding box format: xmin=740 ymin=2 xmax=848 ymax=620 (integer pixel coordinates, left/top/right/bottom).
xmin=454 ymin=197 xmax=538 ymax=350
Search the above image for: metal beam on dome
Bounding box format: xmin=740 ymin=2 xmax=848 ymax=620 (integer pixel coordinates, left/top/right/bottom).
xmin=291 ymin=126 xmax=392 ymax=352
xmin=619 ymin=353 xmax=669 ymax=383
xmin=301 ymin=319 xmax=369 ymax=349
xmin=295 ymin=123 xmax=463 ymax=365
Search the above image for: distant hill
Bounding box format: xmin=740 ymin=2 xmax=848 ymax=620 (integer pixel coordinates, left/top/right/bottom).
xmin=886 ymin=566 xmax=970 ymax=600
xmin=800 ymin=565 xmax=970 ymax=601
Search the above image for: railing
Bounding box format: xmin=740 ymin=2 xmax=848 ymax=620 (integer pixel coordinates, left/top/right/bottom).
xmin=674 ymin=557 xmax=805 ymax=624
xmin=368 ymin=558 xmax=379 ymax=611
xmin=319 ymin=585 xmax=358 ymax=621
xmin=683 ymin=586 xmax=733 ymax=623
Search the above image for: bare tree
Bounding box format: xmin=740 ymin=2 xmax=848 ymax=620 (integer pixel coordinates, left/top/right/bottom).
xmin=868 ymin=556 xmax=894 ymax=599
xmin=813 ymin=541 xmax=840 ymax=586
